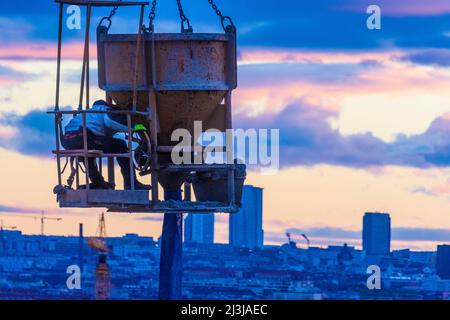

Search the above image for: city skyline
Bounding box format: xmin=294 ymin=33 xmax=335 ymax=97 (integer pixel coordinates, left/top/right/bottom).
xmin=0 ymin=206 xmax=445 ymax=255
xmin=1 ymin=222 xmax=449 ymax=300
xmin=1 ymin=203 xmax=449 ymax=300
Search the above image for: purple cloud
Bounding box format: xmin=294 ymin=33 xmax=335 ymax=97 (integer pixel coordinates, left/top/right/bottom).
xmin=411 ymin=187 xmax=438 ymax=197
xmin=400 ymin=49 xmax=450 ymax=67
xmin=0 ymin=108 xmax=56 ymax=156
xmin=235 ymin=101 xmax=387 ymax=168
xmin=0 ymin=65 xmax=37 ymax=82
xmin=287 ymin=227 xmax=360 ymax=240
xmin=0 ymin=204 xmax=41 ymax=214
xmin=238 ymin=60 xmax=381 ymax=87
xmin=286 ymin=226 xmax=450 ymax=243
xmin=3 ymin=101 xmax=450 ymax=170
xmin=235 ymin=100 xmax=450 ymax=169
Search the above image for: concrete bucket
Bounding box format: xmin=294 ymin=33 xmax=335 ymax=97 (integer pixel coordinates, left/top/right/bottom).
xmin=97 ymin=27 xmax=237 ymax=145
xmin=96 ymin=25 xmax=244 ymax=204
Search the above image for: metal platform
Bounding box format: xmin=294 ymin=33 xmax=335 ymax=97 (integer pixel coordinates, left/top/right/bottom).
xmin=57 ymin=189 xmax=238 ymax=213
xmin=107 ymin=201 xmax=239 ymax=214
xmin=58 ymin=189 xmax=150 ymax=208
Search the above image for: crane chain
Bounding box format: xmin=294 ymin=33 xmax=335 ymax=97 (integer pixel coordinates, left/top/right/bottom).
xmin=98 ymin=0 xmax=123 ymax=31
xmin=207 ymin=0 xmax=234 ymax=31
xmin=176 ymin=0 xmax=193 ymax=33
xmin=97 ymin=0 xmax=233 ymax=34
xmin=147 ymin=0 xmax=158 ymax=32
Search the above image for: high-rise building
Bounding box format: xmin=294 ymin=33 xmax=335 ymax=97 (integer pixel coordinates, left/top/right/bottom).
xmin=229 ymin=185 xmax=263 ymax=248
xmin=436 ymin=245 xmax=450 ymax=280
xmin=362 ymin=212 xmax=391 ymax=256
xmin=184 ymin=213 xmax=214 ymax=244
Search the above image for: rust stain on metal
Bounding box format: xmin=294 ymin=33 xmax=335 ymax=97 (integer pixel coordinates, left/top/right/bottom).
xmin=178 ymin=57 xmax=185 ymax=73
xmin=98 ymin=32 xmax=236 ymax=145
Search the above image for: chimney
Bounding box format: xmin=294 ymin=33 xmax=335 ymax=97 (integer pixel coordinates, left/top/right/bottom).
xmin=78 ymin=223 xmax=84 ymax=271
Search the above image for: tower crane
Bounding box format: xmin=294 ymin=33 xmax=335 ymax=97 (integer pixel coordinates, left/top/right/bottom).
xmin=0 ymin=220 xmax=17 ymax=231
xmin=88 ymin=212 xmax=110 ymax=300
xmin=301 ymin=233 xmax=311 ymax=249
xmin=285 ymin=232 xmax=297 ymax=248
xmin=286 ymin=232 xmax=311 ymax=249
xmin=0 ymin=211 xmax=62 ymax=235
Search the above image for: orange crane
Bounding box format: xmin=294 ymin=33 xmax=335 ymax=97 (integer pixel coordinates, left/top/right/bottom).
xmin=0 ymin=211 xmax=62 ymax=235
xmin=88 ymin=213 xmax=110 ymax=300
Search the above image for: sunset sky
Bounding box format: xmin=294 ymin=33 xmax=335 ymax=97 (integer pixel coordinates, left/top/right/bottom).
xmin=1 ymin=0 xmax=450 ymax=250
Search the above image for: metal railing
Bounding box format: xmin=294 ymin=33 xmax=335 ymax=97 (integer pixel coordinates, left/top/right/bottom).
xmin=53 ymin=0 xmax=149 ymax=201
xmin=49 ymin=108 xmax=152 ymax=194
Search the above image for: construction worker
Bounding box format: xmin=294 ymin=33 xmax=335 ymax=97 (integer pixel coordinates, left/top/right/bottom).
xmin=62 ymin=100 xmax=151 ymax=190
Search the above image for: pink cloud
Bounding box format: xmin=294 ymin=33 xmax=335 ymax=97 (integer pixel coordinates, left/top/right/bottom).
xmin=0 ymin=42 xmax=96 ymax=60
xmin=0 ymin=78 xmax=17 ymax=85
xmin=0 ymin=126 xmax=16 ymax=140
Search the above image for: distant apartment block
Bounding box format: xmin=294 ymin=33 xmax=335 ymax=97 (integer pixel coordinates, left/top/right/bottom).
xmin=184 ymin=213 xmax=215 ymax=244
xmin=229 ymin=185 xmax=264 ymax=248
xmin=362 ymin=212 xmax=391 ymax=256
xmin=436 ymin=245 xmax=450 ymax=280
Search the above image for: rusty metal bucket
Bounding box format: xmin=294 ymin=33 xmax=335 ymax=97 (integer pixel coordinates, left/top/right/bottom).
xmin=189 ymin=163 xmax=246 ymax=206
xmin=97 ymin=27 xmax=237 ymax=145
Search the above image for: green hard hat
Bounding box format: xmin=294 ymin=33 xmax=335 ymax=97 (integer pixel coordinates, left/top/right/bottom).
xmin=133 ymin=123 xmax=147 ymax=132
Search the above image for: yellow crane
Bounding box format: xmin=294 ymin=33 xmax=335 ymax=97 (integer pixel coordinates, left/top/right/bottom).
xmin=88 ymin=212 xmax=110 ymax=300
xmin=88 ymin=212 xmax=110 ymax=253
xmin=0 ymin=211 xmax=62 ymax=235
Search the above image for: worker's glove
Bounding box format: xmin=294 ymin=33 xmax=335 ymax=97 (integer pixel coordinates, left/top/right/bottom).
xmin=133 ymin=123 xmax=148 ymax=132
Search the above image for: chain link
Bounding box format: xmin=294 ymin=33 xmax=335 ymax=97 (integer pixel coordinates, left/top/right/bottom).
xmin=207 ymin=0 xmax=234 ymax=31
xmin=98 ymin=0 xmax=123 ymax=30
xmin=207 ymin=0 xmax=222 ymax=18
xmin=148 ymin=0 xmax=157 ymax=32
xmin=176 ymin=0 xmax=193 ymax=33
xmin=97 ymin=0 xmax=233 ymax=33
xmin=108 ymin=2 xmax=120 ymax=20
